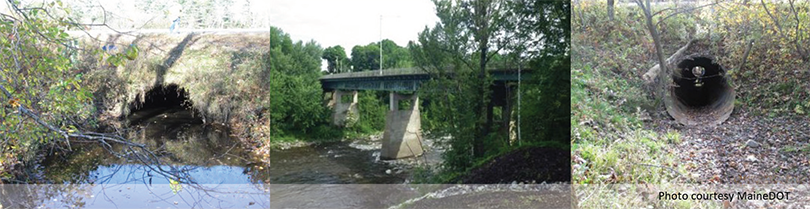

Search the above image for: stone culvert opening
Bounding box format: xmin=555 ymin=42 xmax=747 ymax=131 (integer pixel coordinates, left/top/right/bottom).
xmin=665 ymin=56 xmax=735 ymax=126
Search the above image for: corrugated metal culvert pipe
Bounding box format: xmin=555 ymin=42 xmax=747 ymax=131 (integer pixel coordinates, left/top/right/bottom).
xmin=663 ymin=40 xmax=735 ymax=126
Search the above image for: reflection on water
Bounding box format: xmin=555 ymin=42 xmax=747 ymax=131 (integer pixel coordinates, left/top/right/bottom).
xmin=22 ymin=107 xmax=269 ymax=208
xmin=90 ymin=164 xmax=262 ymax=185
xmin=1 ymin=184 xmax=268 ymax=208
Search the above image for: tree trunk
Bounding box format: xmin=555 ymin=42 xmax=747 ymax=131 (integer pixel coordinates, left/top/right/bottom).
xmin=740 ymin=40 xmax=754 ymax=72
xmin=639 ymin=0 xmax=668 ymax=98
xmin=474 ymin=0 xmax=491 ymax=159
xmin=608 ymin=0 xmax=615 ymax=21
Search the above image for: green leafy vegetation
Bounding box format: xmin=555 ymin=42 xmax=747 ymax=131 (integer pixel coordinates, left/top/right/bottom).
xmin=269 ymin=27 xmax=391 ymax=145
xmin=268 ymin=27 xmax=328 ymax=137
xmin=0 ymin=0 xmax=125 ymax=181
xmin=0 ymin=2 xmax=79 ymax=178
xmin=410 ymin=0 xmax=570 ymax=182
xmin=343 ymin=39 xmax=413 ymax=72
xmin=322 ymin=45 xmax=351 ymax=74
xmin=270 ymin=0 xmax=570 ymax=185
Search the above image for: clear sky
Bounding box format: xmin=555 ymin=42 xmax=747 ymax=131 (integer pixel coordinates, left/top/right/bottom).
xmin=269 ymin=0 xmax=439 ymax=57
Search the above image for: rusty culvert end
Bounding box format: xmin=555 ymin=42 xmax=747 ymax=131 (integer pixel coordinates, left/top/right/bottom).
xmin=663 ymin=40 xmax=735 ymax=126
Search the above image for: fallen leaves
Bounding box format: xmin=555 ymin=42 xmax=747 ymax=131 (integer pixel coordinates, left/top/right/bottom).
xmin=671 ymin=108 xmax=810 ymax=184
xmin=8 ymin=98 xmax=20 ymax=108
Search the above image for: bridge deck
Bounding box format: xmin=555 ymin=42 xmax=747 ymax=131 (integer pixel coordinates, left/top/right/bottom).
xmin=320 ymin=68 xmax=427 ymax=79
xmin=320 ymin=67 xmax=530 ymax=91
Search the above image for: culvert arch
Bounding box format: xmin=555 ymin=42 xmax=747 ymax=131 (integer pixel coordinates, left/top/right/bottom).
xmin=127 ymin=84 xmax=197 ymax=124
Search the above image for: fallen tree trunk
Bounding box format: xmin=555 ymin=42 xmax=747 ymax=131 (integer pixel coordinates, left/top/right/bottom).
xmin=642 ymin=39 xmax=693 ymax=84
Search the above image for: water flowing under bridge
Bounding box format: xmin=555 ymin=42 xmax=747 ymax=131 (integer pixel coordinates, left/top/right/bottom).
xmin=320 ymin=67 xmax=531 ymax=159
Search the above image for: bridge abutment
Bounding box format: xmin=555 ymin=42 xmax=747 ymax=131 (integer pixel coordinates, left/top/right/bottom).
xmin=381 ymin=92 xmax=424 ymax=160
xmin=331 ymin=90 xmax=359 ymax=127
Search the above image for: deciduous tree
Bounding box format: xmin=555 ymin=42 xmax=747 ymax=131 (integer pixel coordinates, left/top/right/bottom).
xmin=322 ymin=45 xmax=349 ymax=74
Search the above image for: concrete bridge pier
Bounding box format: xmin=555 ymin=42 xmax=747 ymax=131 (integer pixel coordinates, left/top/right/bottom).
xmin=494 ymin=83 xmax=517 ymax=143
xmin=381 ymin=92 xmax=424 ymax=160
xmin=331 ymin=90 xmax=359 ymax=127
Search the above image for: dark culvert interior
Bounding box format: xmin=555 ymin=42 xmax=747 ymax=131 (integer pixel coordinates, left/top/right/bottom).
xmin=128 ymin=84 xmax=198 ymax=124
xmin=666 ymin=56 xmax=735 ymax=126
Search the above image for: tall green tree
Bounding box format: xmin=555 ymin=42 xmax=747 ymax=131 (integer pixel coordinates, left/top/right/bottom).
xmin=410 ymin=0 xmax=570 ymax=175
xmin=350 ymin=43 xmax=380 ymax=71
xmin=349 ymin=40 xmax=412 ymax=72
xmin=380 ymin=39 xmax=412 ymax=69
xmin=509 ymin=0 xmax=570 ymax=146
xmin=322 ymin=45 xmax=349 ymax=74
xmin=269 ymin=27 xmax=329 ymax=137
xmin=410 ymin=0 xmax=515 ymax=172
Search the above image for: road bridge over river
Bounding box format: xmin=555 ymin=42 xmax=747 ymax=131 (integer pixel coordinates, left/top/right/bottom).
xmin=320 ymin=67 xmax=530 ymax=159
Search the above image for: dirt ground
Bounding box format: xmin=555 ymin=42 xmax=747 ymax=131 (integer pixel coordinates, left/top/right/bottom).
xmin=460 ymin=146 xmax=571 ymax=184
xmin=649 ymin=106 xmax=810 ymax=184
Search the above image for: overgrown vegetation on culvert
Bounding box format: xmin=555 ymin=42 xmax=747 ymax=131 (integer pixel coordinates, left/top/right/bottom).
xmin=78 ymin=33 xmax=271 ymax=163
xmin=574 ymin=0 xmax=808 ymax=208
xmin=0 ymin=0 xmax=272 ymax=183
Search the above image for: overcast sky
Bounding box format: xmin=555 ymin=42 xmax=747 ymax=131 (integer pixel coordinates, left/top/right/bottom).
xmin=269 ymin=0 xmax=439 ymax=55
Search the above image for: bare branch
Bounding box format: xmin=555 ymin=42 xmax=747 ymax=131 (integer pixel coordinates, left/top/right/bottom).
xmin=655 ymin=2 xmax=723 ymax=29
xmin=636 ymin=0 xmax=670 ymax=97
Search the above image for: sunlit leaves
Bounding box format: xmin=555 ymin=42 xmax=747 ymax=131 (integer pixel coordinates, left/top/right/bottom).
xmin=106 ymin=54 xmax=123 ymax=67
xmin=125 ymin=44 xmax=139 ymax=60
xmin=169 ymin=178 xmax=183 ymax=194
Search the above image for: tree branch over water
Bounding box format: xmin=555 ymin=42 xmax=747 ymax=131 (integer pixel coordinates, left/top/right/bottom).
xmin=0 ymin=0 xmax=199 ymax=185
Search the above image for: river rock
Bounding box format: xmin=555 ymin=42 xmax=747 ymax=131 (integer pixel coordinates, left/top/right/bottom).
xmin=746 ymin=139 xmax=760 ymax=148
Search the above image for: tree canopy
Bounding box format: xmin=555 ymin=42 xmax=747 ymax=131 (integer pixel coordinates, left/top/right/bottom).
xmin=322 ymin=45 xmax=350 ymax=74
xmin=268 ymin=27 xmax=329 ymax=137
xmin=350 ymin=43 xmax=380 ymax=71
xmin=380 ymin=39 xmax=413 ymax=69
xmin=410 ymin=0 xmax=570 ymax=177
xmin=347 ymin=39 xmax=412 ymax=72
